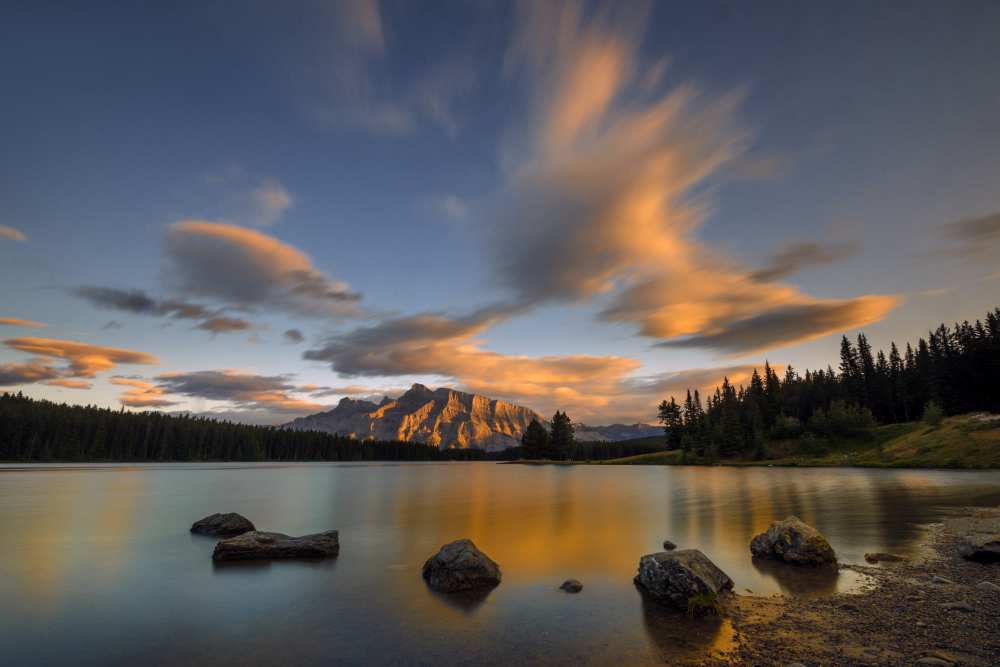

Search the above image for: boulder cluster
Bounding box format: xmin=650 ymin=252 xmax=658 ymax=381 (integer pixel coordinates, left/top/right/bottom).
xmin=187 ymin=511 xmax=853 ymax=620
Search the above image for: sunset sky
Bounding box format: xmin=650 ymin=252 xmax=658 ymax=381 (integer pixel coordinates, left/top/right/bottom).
xmin=2 ymin=1 xmax=999 ymax=424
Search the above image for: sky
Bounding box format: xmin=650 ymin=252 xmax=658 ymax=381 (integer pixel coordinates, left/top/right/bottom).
xmin=2 ymin=0 xmax=999 ymax=425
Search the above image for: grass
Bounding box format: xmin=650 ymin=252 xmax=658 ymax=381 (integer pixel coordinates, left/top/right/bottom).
xmin=686 ymin=591 xmax=722 ymax=617
xmin=599 ymin=413 xmax=1000 ymax=469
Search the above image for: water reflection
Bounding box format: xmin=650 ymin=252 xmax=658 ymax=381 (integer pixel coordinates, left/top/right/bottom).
xmin=2 ymin=463 xmax=999 ymax=666
xmin=750 ymin=557 xmax=844 ymax=596
xmin=638 ymin=592 xmax=736 ymax=663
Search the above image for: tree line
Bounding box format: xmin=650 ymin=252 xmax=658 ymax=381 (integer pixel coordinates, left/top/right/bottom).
xmin=0 ymin=392 xmax=487 ymax=462
xmin=657 ymin=306 xmax=1000 ymax=461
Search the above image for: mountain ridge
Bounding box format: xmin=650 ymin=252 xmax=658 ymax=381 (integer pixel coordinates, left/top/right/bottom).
xmin=284 ymin=384 xmax=543 ymax=451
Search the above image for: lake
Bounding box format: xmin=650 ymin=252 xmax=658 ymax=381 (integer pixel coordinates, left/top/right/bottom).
xmin=3 ymin=462 xmax=999 ymax=665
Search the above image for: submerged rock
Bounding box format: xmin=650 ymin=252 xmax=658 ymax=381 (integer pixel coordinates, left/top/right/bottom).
xmin=212 ymin=530 xmax=339 ymax=561
xmin=634 ymin=549 xmax=733 ymax=612
xmin=190 ymin=512 xmax=255 ymax=536
xmin=864 ymin=552 xmax=905 ymax=563
xmin=750 ymin=516 xmax=837 ymax=566
xmin=560 ymin=579 xmax=583 ymax=593
xmin=422 ymin=539 xmax=501 ymax=593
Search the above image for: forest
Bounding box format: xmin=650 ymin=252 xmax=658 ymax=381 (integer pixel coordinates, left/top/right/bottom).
xmin=655 ymin=306 xmax=1000 ymax=461
xmin=0 ymin=393 xmax=486 ymax=462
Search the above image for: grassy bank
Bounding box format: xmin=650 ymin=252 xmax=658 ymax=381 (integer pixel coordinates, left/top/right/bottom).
xmin=599 ymin=413 xmax=1000 ymax=468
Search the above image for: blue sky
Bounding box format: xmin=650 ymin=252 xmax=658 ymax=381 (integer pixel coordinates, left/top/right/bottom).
xmin=2 ymin=1 xmax=999 ymax=423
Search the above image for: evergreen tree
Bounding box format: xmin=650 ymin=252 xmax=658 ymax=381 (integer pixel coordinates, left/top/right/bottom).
xmin=521 ymin=418 xmax=549 ymax=460
xmin=549 ymin=411 xmax=574 ymax=460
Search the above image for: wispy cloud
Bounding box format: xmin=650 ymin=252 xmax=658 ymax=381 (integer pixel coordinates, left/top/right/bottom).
xmin=69 ymin=286 xmax=254 ymax=334
xmin=749 ymin=240 xmax=858 ymax=283
xmin=0 ymin=225 xmax=26 ymax=242
xmin=153 ymin=369 xmax=324 ymax=414
xmin=306 ymin=0 xmax=476 ymax=137
xmin=0 ymin=317 xmax=46 ymax=329
xmin=248 ymin=180 xmax=293 ymax=227
xmin=940 ymin=211 xmax=1000 ymax=256
xmin=485 ymin=1 xmax=897 ymax=353
xmin=283 ymin=328 xmax=305 ymax=344
xmin=44 ymin=378 xmax=92 ymax=390
xmin=431 ymin=195 xmax=469 ymax=222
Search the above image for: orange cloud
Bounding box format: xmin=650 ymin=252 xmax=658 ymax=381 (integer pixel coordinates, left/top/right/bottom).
xmin=0 ymin=359 xmax=62 ymax=386
xmin=3 ymin=337 xmax=159 ymax=378
xmin=43 ymin=379 xmax=92 ymax=390
xmin=0 ymin=317 xmax=46 ymax=328
xmin=109 ymin=377 xmax=176 ymax=408
xmin=492 ymin=2 xmax=898 ymax=353
xmin=0 ymin=225 xmax=26 ymax=241
xmin=166 ymin=221 xmax=361 ymax=316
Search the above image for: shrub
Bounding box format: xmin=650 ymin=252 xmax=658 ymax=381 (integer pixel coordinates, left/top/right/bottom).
xmin=923 ymin=401 xmax=944 ymax=427
xmin=686 ymin=592 xmax=722 ymax=617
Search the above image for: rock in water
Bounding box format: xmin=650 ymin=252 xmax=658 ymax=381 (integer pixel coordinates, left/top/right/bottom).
xmin=662 ymin=540 xmax=677 ymax=550
xmin=750 ymin=516 xmax=837 ymax=566
xmin=560 ymin=579 xmax=583 ymax=593
xmin=190 ymin=512 xmax=255 ymax=536
xmin=634 ymin=549 xmax=733 ymax=611
xmin=422 ymin=539 xmax=501 ymax=593
xmin=212 ymin=530 xmax=339 ymax=561
xmin=864 ymin=552 xmax=905 ymax=563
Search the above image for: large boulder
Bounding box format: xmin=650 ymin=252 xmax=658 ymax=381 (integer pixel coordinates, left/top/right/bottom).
xmin=422 ymin=539 xmax=501 ymax=593
xmin=634 ymin=549 xmax=733 ymax=612
xmin=750 ymin=516 xmax=837 ymax=566
xmin=190 ymin=512 xmax=255 ymax=536
xmin=212 ymin=530 xmax=339 ymax=561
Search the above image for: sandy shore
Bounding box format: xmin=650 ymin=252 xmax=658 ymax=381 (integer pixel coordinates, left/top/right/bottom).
xmin=685 ymin=507 xmax=1000 ymax=666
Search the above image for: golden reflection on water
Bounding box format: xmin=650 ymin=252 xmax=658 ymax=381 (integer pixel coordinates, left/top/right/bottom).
xmin=3 ymin=463 xmax=1000 ymax=666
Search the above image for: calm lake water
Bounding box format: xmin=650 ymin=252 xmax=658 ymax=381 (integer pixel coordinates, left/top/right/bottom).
xmin=2 ymin=462 xmax=1000 ymax=665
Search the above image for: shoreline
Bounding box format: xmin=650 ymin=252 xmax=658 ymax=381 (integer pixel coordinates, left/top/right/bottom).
xmin=692 ymin=506 xmax=1000 ymax=666
xmin=501 ymin=459 xmax=1000 ymax=471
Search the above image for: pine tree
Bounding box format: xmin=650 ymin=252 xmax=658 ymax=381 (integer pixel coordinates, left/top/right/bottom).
xmin=549 ymin=411 xmax=574 ymax=460
xmin=521 ymin=418 xmax=549 ymax=460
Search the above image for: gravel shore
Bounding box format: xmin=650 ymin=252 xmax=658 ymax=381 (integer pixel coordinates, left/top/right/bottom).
xmin=690 ymin=507 xmax=1000 ymax=666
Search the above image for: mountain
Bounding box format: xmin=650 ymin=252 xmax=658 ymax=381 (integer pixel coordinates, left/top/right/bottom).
xmin=573 ymin=423 xmax=662 ymax=442
xmin=284 ymin=384 xmax=543 ymax=451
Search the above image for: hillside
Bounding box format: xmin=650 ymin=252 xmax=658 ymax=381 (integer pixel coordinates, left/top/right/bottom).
xmin=602 ymin=413 xmax=1000 ymax=468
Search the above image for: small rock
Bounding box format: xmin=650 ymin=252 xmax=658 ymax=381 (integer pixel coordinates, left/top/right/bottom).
xmin=916 ymin=659 xmax=952 ymax=666
xmin=422 ymin=539 xmax=501 ymax=593
xmin=940 ymin=601 xmax=973 ymax=612
xmin=976 ymin=580 xmax=1000 ymax=593
xmin=863 ymin=552 xmax=905 ymax=563
xmin=190 ymin=512 xmax=255 ymax=536
xmin=750 ymin=516 xmax=837 ymax=566
xmin=212 ymin=530 xmax=339 ymax=561
xmin=786 ymin=663 xmax=807 ymax=667
xmin=662 ymin=540 xmax=677 ymax=550
xmin=559 ymin=579 xmax=583 ymax=593
xmin=634 ymin=549 xmax=733 ymax=612
xmin=930 ymin=575 xmax=955 ymax=585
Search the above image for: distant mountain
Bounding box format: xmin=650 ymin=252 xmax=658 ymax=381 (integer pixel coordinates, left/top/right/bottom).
xmin=573 ymin=423 xmax=662 ymax=442
xmin=284 ymin=384 xmax=543 ymax=451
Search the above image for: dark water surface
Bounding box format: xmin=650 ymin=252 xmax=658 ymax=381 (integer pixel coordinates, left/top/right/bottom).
xmin=2 ymin=462 xmax=999 ymax=665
